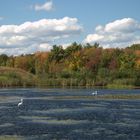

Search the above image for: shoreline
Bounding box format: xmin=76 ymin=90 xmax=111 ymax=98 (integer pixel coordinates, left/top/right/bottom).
xmin=0 ymin=85 xmax=140 ymax=89
xmin=0 ymin=84 xmax=140 ymax=90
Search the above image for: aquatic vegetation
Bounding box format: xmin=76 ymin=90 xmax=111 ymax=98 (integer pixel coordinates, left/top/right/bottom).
xmin=19 ymin=116 xmax=51 ymax=120
xmin=0 ymin=135 xmax=23 ymax=140
xmin=52 ymin=94 xmax=140 ymax=100
xmin=31 ymin=119 xmax=89 ymax=125
xmin=0 ymin=96 xmax=21 ymax=103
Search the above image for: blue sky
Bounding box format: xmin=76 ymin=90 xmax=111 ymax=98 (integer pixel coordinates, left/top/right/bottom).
xmin=0 ymin=0 xmax=140 ymax=55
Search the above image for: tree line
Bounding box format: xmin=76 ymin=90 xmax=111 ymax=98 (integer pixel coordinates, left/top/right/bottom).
xmin=0 ymin=43 xmax=140 ymax=88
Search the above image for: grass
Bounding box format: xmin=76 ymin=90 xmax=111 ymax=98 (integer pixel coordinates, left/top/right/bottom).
xmin=107 ymin=84 xmax=134 ymax=89
xmin=0 ymin=66 xmax=37 ymax=87
xmin=0 ymin=67 xmax=139 ymax=89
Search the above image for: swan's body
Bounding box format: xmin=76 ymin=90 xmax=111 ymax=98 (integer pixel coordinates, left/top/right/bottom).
xmin=92 ymin=91 xmax=98 ymax=95
xmin=18 ymin=98 xmax=23 ymax=107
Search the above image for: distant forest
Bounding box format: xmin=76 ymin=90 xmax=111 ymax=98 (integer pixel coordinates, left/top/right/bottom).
xmin=0 ymin=43 xmax=140 ymax=88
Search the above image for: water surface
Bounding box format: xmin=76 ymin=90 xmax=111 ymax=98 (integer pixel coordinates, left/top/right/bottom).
xmin=0 ymin=88 xmax=140 ymax=140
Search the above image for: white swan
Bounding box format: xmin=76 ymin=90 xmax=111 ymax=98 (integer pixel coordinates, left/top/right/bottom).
xmin=18 ymin=98 xmax=23 ymax=107
xmin=92 ymin=91 xmax=98 ymax=95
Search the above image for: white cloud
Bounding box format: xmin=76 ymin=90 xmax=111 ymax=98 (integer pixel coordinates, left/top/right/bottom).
xmin=0 ymin=17 xmax=82 ymax=55
xmin=62 ymin=43 xmax=71 ymax=49
xmin=95 ymin=25 xmax=103 ymax=32
xmin=105 ymin=18 xmax=140 ymax=33
xmin=34 ymin=1 xmax=53 ymax=11
xmin=39 ymin=43 xmax=53 ymax=51
xmin=85 ymin=34 xmax=104 ymax=43
xmin=84 ymin=18 xmax=140 ymax=48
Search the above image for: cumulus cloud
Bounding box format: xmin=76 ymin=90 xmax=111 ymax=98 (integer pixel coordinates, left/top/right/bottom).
xmin=0 ymin=17 xmax=82 ymax=55
xmin=34 ymin=1 xmax=53 ymax=11
xmin=84 ymin=18 xmax=140 ymax=48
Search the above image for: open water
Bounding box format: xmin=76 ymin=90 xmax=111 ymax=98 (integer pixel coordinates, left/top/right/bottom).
xmin=0 ymin=88 xmax=140 ymax=140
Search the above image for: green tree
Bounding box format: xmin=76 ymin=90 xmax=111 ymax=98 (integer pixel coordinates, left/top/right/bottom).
xmin=6 ymin=56 xmax=15 ymax=67
xmin=49 ymin=45 xmax=64 ymax=62
xmin=64 ymin=42 xmax=82 ymax=58
xmin=0 ymin=54 xmax=8 ymax=66
xmin=119 ymin=50 xmax=136 ymax=70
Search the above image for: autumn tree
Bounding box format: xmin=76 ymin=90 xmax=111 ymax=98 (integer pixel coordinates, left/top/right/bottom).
xmin=84 ymin=47 xmax=102 ymax=73
xmin=35 ymin=52 xmax=49 ymax=75
xmin=14 ymin=55 xmax=35 ymax=74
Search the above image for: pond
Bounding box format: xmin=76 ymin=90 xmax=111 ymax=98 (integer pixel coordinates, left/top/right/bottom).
xmin=0 ymin=88 xmax=140 ymax=140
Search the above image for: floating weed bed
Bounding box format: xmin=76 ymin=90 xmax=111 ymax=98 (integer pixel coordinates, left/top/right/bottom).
xmin=19 ymin=116 xmax=51 ymax=120
xmin=33 ymin=106 xmax=103 ymax=115
xmin=80 ymin=102 xmax=106 ymax=107
xmin=0 ymin=123 xmax=14 ymax=128
xmin=98 ymin=94 xmax=140 ymax=100
xmin=0 ymin=96 xmax=21 ymax=103
xmin=52 ymin=94 xmax=140 ymax=100
xmin=31 ymin=119 xmax=89 ymax=125
xmin=115 ymin=122 xmax=139 ymax=127
xmin=0 ymin=106 xmax=12 ymax=109
xmin=0 ymin=135 xmax=23 ymax=140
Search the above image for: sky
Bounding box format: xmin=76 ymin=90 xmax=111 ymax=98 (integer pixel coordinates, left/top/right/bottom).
xmin=0 ymin=0 xmax=140 ymax=55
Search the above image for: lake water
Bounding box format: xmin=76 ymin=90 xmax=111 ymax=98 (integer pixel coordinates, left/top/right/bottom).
xmin=0 ymin=88 xmax=140 ymax=140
